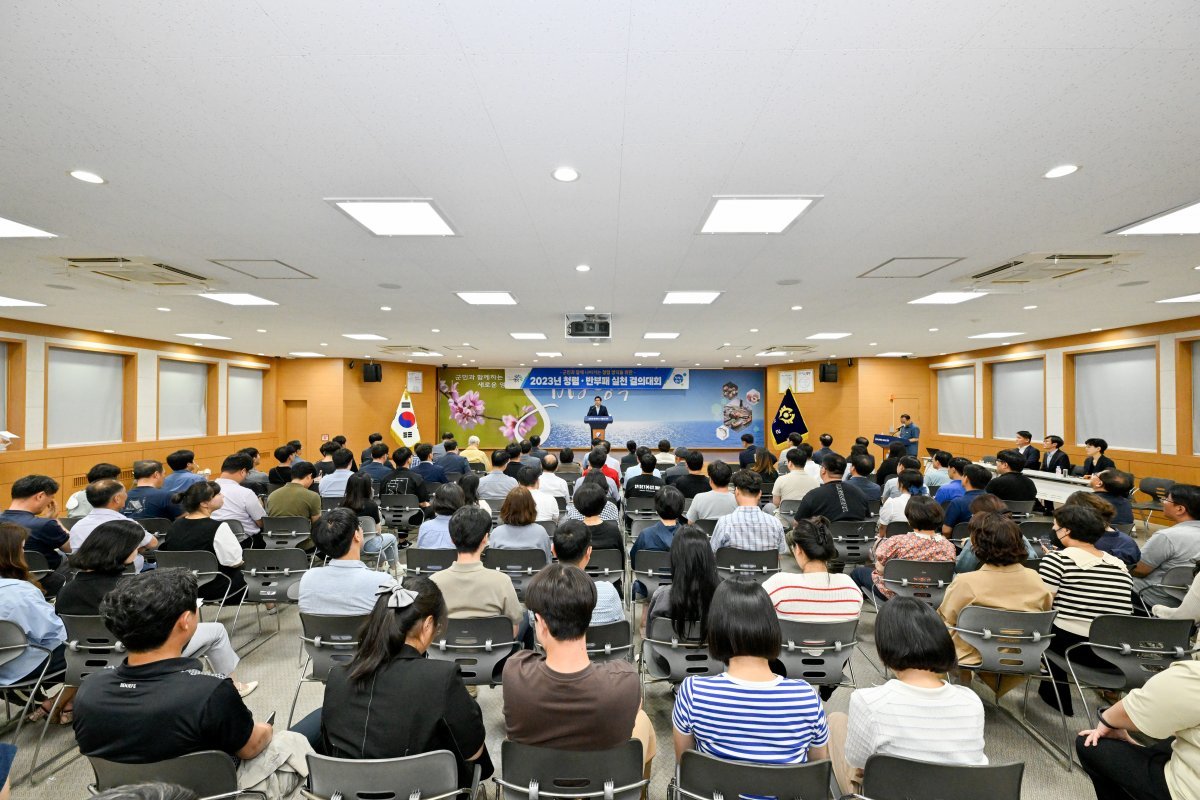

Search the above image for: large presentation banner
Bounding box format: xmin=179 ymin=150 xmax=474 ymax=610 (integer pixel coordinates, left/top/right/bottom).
xmin=437 ymin=367 xmax=765 ymax=450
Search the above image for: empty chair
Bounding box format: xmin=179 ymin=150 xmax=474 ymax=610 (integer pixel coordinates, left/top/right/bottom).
xmin=289 ymin=612 xmax=367 ymax=726
xmin=483 ymin=548 xmax=548 ymax=601
xmin=1003 ymin=499 xmax=1036 ymax=517
xmin=857 ymin=754 xmax=1024 ymax=800
xmin=88 ymin=751 xmax=243 ymax=799
xmin=138 ymin=517 xmax=172 ymax=538
xmin=584 ymin=548 xmax=624 ymax=586
xmin=240 ymin=548 xmax=308 ymax=633
xmin=776 ymin=618 xmax=858 ymax=691
xmin=630 ymin=549 xmax=672 ymax=607
xmin=23 ymin=549 xmax=51 ymax=580
xmin=878 ymin=559 xmax=955 ymax=608
xmin=1019 ymin=520 xmax=1054 ymax=546
xmin=674 ymin=750 xmax=831 ymax=800
xmin=427 ymin=616 xmax=518 ymax=686
xmin=260 ymin=515 xmax=312 ymax=549
xmin=692 ymin=518 xmax=719 ymax=537
xmin=379 ymin=493 xmax=422 ymax=531
xmin=1130 ymin=476 xmax=1175 ymax=531
xmin=640 ymin=617 xmax=721 ymax=692
xmin=320 ymin=496 xmax=343 ymax=512
xmin=714 ymin=547 xmax=780 ymax=585
xmin=496 ymin=740 xmax=647 ymax=800
xmin=306 ymin=750 xmax=477 ymax=800
xmin=584 ymin=620 xmax=634 ymax=663
xmin=404 ymin=547 xmax=457 ymax=578
xmin=623 ymin=496 xmax=657 ymax=519
xmin=884 ymin=521 xmax=909 ymax=537
xmin=829 ymin=520 xmax=875 ymax=565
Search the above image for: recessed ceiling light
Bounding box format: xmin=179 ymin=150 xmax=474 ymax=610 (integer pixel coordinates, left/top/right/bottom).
xmin=1090 ymin=328 xmax=1102 ymax=332
xmin=724 ymin=359 xmax=730 ymax=363
xmin=735 ymin=354 xmax=742 ymax=358
xmin=723 ymin=342 xmax=731 ymax=347
xmin=663 ymin=291 xmax=721 ymax=305
xmin=470 ymin=359 xmax=476 ymax=363
xmin=592 ymin=342 xmax=600 ymax=347
xmin=157 ymin=307 xmax=171 ymax=312
xmin=289 ymin=351 xmax=324 ymax=357
xmin=533 ymin=359 xmax=539 ymax=363
xmin=1156 ymin=293 xmax=1200 ymax=303
xmin=1043 ymin=164 xmax=1079 ymax=179
xmin=575 ymin=264 xmax=590 ymax=272
xmin=0 ymin=295 xmax=46 ymax=307
xmin=968 ymin=331 xmax=1024 ymax=339
xmin=700 ymin=196 xmax=819 ymax=234
xmin=257 ymin=353 xmax=265 ymax=356
xmin=790 ymin=305 xmax=803 ymax=311
xmin=909 ymin=292 xmax=988 ymax=305
xmin=431 ymin=328 xmax=440 ymax=333
xmin=1002 ymin=342 xmax=1012 ymax=346
xmin=595 ymin=359 xmax=602 ymax=363
xmin=634 ymin=352 xmax=660 ymax=357
xmin=806 ymin=332 xmax=852 ymax=340
xmin=877 ymin=352 xmax=913 ymax=357
xmin=177 ymin=333 xmax=231 ymax=341
xmin=200 ymin=292 xmax=278 ymax=306
xmin=0 ymin=216 xmax=55 ymax=238
xmin=456 ymin=355 xmax=462 ymax=358
xmin=256 ymin=328 xmax=267 ymax=333
xmin=330 ymin=199 xmax=455 ymax=236
xmin=457 ymin=292 xmax=517 ymax=305
xmin=411 ymin=351 xmax=444 ymax=357
xmin=462 ymin=342 xmax=470 ymax=346
xmin=577 ymin=363 xmax=583 ymax=367
xmin=510 ymin=333 xmax=547 ymax=340
xmin=552 ymin=167 xmax=579 ymax=183
xmin=928 ymin=328 xmax=939 ymax=332
xmin=755 ymin=351 xmax=790 ymax=357
xmin=1114 ymin=198 xmax=1200 ymax=235
xmin=869 ymin=342 xmax=878 ymax=346
xmin=1023 ymin=305 xmax=1038 ymax=310
xmin=584 ymin=305 xmax=595 ymax=311
xmin=1195 ymin=265 xmax=1200 ymax=270
xmin=694 ymin=363 xmax=701 ymax=367
xmin=102 ymin=329 xmax=114 ymax=333
xmin=749 ymin=328 xmax=759 ymax=333
xmin=536 ymin=352 xmax=563 ymax=357
xmin=380 ymin=306 xmax=392 ymax=311
xmin=644 ymin=332 xmax=680 ymax=340
xmin=70 ymin=169 xmax=106 ymax=184
xmin=342 ymin=333 xmax=387 ymax=341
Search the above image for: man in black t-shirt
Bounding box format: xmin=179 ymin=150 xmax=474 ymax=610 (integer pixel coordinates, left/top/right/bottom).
xmin=673 ymin=450 xmax=713 ymax=499
xmin=624 ymin=452 xmax=665 ymax=499
xmin=123 ymin=460 xmax=182 ymax=521
xmin=986 ymin=449 xmax=1039 ymax=502
xmin=794 ymin=453 xmax=869 ymax=524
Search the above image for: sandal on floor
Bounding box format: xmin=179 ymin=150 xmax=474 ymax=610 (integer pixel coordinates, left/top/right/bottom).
xmin=25 ymin=706 xmax=51 ymax=723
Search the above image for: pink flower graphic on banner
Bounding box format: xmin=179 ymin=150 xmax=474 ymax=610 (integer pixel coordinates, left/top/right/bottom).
xmin=447 ymin=386 xmax=486 ymax=429
xmin=499 ymin=405 xmax=538 ymax=440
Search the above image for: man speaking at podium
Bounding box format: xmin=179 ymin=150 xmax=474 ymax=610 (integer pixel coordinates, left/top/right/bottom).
xmin=586 ymin=395 xmax=611 ymax=440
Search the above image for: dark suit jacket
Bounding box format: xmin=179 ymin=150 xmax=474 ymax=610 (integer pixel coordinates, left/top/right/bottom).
xmin=1083 ymin=455 xmax=1116 ymax=476
xmin=1018 ymin=445 xmax=1040 ymax=470
xmin=587 ymin=405 xmax=610 ymax=426
xmin=1039 ymin=450 xmax=1071 ymax=474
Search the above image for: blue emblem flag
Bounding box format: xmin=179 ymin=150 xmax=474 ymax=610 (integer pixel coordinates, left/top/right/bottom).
xmin=771 ymin=388 xmax=808 ymax=445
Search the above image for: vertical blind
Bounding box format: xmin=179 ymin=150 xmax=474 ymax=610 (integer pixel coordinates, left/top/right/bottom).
xmin=937 ymin=366 xmax=975 ymax=436
xmin=159 ymin=360 xmax=208 ymax=438
xmin=48 ymin=348 xmax=124 ymax=446
xmin=227 ymin=367 xmax=264 ymax=434
xmin=1074 ymin=346 xmax=1157 ymax=450
xmin=991 ymin=359 xmax=1044 ymax=441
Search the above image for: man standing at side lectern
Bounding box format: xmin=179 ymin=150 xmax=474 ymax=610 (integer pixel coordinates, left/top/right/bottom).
xmin=894 ymin=414 xmax=920 ymax=457
xmin=588 ymin=396 xmax=610 ymax=440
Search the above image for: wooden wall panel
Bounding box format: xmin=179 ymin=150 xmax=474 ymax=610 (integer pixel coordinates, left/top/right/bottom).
xmin=341 ymin=362 xmax=437 ymax=451
xmin=764 ymin=360 xmax=861 ymax=455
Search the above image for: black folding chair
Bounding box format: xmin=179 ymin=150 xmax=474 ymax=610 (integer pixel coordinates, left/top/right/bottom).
xmin=676 ymin=750 xmax=830 ymax=800
xmin=427 ymin=616 xmax=519 ymax=686
xmin=497 ymin=740 xmax=647 ymax=800
xmin=852 ymin=754 xmax=1023 ymax=800
xmin=89 ymin=750 xmax=261 ymax=800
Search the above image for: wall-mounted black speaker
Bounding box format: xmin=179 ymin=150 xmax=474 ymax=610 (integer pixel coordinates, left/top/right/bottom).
xmin=819 ymin=363 xmax=838 ymax=383
xmin=363 ymin=363 xmax=382 ymax=383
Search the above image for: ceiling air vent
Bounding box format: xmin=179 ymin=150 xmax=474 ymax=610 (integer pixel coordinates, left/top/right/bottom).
xmin=63 ymin=257 xmax=212 ymax=289
xmin=959 ymin=252 xmax=1133 ymax=291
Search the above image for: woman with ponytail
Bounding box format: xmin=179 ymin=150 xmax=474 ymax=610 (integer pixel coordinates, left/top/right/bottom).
xmin=316 ymin=577 xmax=491 ymax=778
xmin=763 ymin=516 xmax=863 ymax=625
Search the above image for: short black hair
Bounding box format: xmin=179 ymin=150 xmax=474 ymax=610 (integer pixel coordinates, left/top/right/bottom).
xmin=707 ymin=578 xmax=781 ymax=663
xmin=291 ymin=461 xmax=317 ymax=480
xmin=313 ymin=508 xmax=360 ymax=558
xmin=948 ymin=457 xmax=972 ymax=476
xmin=370 ymin=442 xmax=390 ymax=460
xmin=707 ymin=460 xmax=733 ymax=488
xmin=1084 ymin=437 xmax=1109 ymax=453
xmin=505 ymin=442 xmax=521 ymax=459
xmin=741 ymin=433 xmax=754 ymax=445
xmin=962 ymin=464 xmax=992 ymax=490
xmin=1167 ymin=484 xmax=1200 ymax=520
xmin=933 ymin=451 xmax=952 ymax=468
xmin=551 ymin=519 xmax=591 ymax=565
xmin=415 ymin=443 xmax=433 ymax=462
xmin=529 ymin=435 xmax=541 ymax=448
xmin=520 ymin=440 xmax=532 ymax=454
xmin=625 ymin=440 xmax=637 ymax=453
xmin=731 ymin=469 xmax=762 ymax=496
xmin=70 ymin=519 xmax=146 ymax=573
xmin=875 ymin=596 xmax=956 ymax=673
xmin=655 ymin=485 xmax=685 ymax=520
xmin=595 ymin=396 xmax=603 ymax=401
xmin=849 ymin=453 xmax=874 ymax=477
xmin=789 ymin=433 xmax=804 ymax=446
xmin=898 ymin=456 xmax=922 ymax=472
xmin=819 ymin=433 xmax=833 ymax=446
xmin=658 ymin=439 xmax=671 ymax=452
xmin=1044 ymin=435 xmax=1065 ymax=448
xmin=441 ymin=432 xmax=454 ymax=441
xmin=1016 ymin=430 xmax=1032 ymax=440
xmin=287 ymin=440 xmax=303 ymax=450
xmin=571 ymin=482 xmax=607 ymax=517
xmin=898 ymin=470 xmax=925 ymax=494
xmin=899 ymin=413 xmax=911 ymax=421
xmin=516 ymin=465 xmax=541 ymax=487
xmin=587 ymin=448 xmax=607 ymax=469
xmin=132 ymin=460 xmax=164 ymax=480
xmin=822 ymin=453 xmax=847 ymax=476
xmin=559 ymin=447 xmax=574 ymax=463
xmin=87 ymin=463 xmax=123 ymax=483
xmin=903 ymin=495 xmax=943 ymax=531
xmin=86 ymin=478 xmax=126 ymax=508
xmin=320 ymin=441 xmax=340 ymax=457
xmin=639 ymin=452 xmax=657 ymax=473
xmin=685 ymin=450 xmax=704 ymax=471
xmin=787 ymin=447 xmax=808 ymax=468
xmin=165 ymin=451 xmax=193 ymax=472
xmin=101 ymin=568 xmax=198 ymax=652
xmin=1054 ymin=504 xmax=1105 ymax=543
xmin=11 ymin=475 xmax=58 ymax=500
xmin=331 ymin=448 xmax=354 ymax=468
xmin=332 ymin=435 xmax=347 ymax=446
xmin=238 ymin=447 xmax=259 ymax=460
xmin=369 ymin=432 xmax=383 ymax=444
xmin=525 ymin=563 xmax=595 ymax=641
xmin=448 ymin=506 xmax=491 ymax=553
xmin=221 ymin=453 xmax=254 ymax=474
xmin=995 ymin=449 xmax=1025 ymax=472
xmin=445 ymin=439 xmax=459 ymax=452
xmin=1098 ymin=469 xmax=1133 ymax=497
xmin=273 ymin=444 xmax=295 ymax=463
xmin=432 ymin=483 xmax=465 ymax=516
xmin=393 ymin=447 xmax=412 ymax=467
xmin=491 ymin=449 xmax=510 ymax=467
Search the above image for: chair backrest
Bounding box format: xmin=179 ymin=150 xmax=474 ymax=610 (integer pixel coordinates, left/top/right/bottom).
xmin=358 ymin=515 xmax=379 ymax=534
xmin=0 ymin=620 xmax=32 ymax=673
xmin=884 ymin=521 xmax=909 ymax=537
xmin=951 ymin=521 xmax=971 ymax=541
xmin=624 ymin=496 xmax=657 ymax=517
xmin=138 ymin=517 xmax=172 ymax=537
xmin=1150 ymin=565 xmax=1196 ymax=606
xmin=867 ymin=499 xmax=881 ymax=517
xmin=1019 ymin=520 xmax=1054 ymax=545
xmin=536 ymin=519 xmax=556 ymax=538
xmin=642 ymin=617 xmax=721 ymax=682
xmin=829 ymin=520 xmax=875 ymax=564
xmin=23 ymin=549 xmax=51 ymax=578
xmin=260 ymin=515 xmax=313 ymax=549
xmin=90 ymin=751 xmax=241 ymax=798
xmin=1003 ymin=499 xmax=1036 ymax=516
xmin=428 ymin=616 xmax=518 ymax=686
xmin=555 ymin=495 xmax=567 ymax=512
xmin=860 ymin=754 xmax=1023 ymax=800
xmin=777 ymin=618 xmax=858 ymax=686
xmin=829 ymin=520 xmax=875 ymax=540
xmin=954 ymin=606 xmax=1057 ymax=675
xmin=445 ymin=471 xmax=465 ymax=484
xmin=60 ymin=516 xmax=80 ymax=530
xmin=585 ymin=620 xmax=634 ymax=662
xmin=1069 ymin=465 xmax=1086 ymax=477
xmin=470 ymin=461 xmax=488 ymax=474
xmin=405 ymin=547 xmax=458 ymax=577
xmin=241 ymin=547 xmax=309 ymax=603
xmin=307 ymin=750 xmax=463 ymax=800
xmin=1139 ymin=476 xmax=1176 ymax=502
xmin=320 ymin=496 xmax=343 ymax=512
xmin=153 ymin=550 xmax=222 ymax=589
xmin=778 ymin=499 xmax=802 ymax=518
xmin=714 ymin=547 xmax=780 ymax=584
xmin=1112 ymin=522 xmax=1135 ymax=535
xmin=981 ymin=455 xmax=998 ymax=465
xmin=584 ymin=549 xmax=623 ymax=584
xmin=880 ymin=559 xmax=956 ymax=606
xmin=693 ymin=518 xmax=718 ymax=537
xmin=630 ymin=549 xmax=672 ymax=598
xmin=676 ymin=750 xmax=831 ymax=800
xmin=379 ymin=494 xmax=422 ymax=527
xmin=628 ymin=518 xmax=658 ymax=542
xmin=299 ymin=613 xmax=368 ymax=681
xmin=497 ymin=740 xmax=646 ymax=800
xmin=484 ymin=548 xmax=549 ymax=600
xmin=59 ymin=614 xmax=126 ymax=686
xmin=1085 ymin=614 xmax=1195 ymax=690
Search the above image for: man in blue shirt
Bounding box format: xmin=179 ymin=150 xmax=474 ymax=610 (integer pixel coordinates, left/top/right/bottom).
xmin=942 ymin=464 xmax=991 ymax=535
xmin=812 ymin=433 xmax=835 ymax=467
xmin=124 ymin=460 xmax=182 ymax=521
xmin=1092 ymin=469 xmax=1135 ymax=526
xmin=436 ymin=439 xmax=471 ymax=477
xmin=359 ymin=443 xmax=394 ymax=482
xmin=895 ymin=414 xmax=920 ymax=457
xmin=163 ymin=449 xmax=206 ymax=495
xmin=413 ymin=443 xmax=448 ymax=484
xmin=0 ymin=474 xmax=72 ymax=593
xmin=845 ymin=454 xmax=882 ymax=503
xmin=934 ymin=457 xmax=971 ymax=505
xmin=738 ymin=434 xmax=758 ymax=468
xmin=317 ymin=448 xmax=356 ymax=498
xmin=629 ymin=487 xmax=684 ymax=600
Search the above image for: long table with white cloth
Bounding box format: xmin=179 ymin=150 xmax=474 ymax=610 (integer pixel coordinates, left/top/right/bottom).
xmin=976 ymin=462 xmax=1093 ymax=504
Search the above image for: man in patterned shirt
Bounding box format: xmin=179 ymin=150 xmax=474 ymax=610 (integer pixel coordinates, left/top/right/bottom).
xmin=710 ymin=470 xmax=787 ymax=554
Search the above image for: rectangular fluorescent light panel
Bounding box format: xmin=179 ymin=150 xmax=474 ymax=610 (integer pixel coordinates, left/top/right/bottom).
xmin=457 ymin=292 xmax=517 ymax=305
xmin=0 ymin=295 xmax=46 ymax=307
xmin=701 ymin=196 xmax=817 ymax=234
xmin=177 ymin=333 xmax=232 ymax=341
xmin=200 ymin=293 xmax=278 ymax=306
xmin=411 ymin=351 xmax=443 ymax=357
xmin=663 ymin=292 xmax=721 ymax=305
xmin=806 ymin=332 xmax=852 ymax=340
xmin=510 ymin=333 xmax=547 ymax=340
xmin=877 ymin=352 xmax=914 ymax=357
xmin=633 ymin=352 xmax=661 ymax=358
xmin=644 ymin=332 xmax=680 ymax=340
xmin=535 ymin=352 xmax=563 ymax=357
xmin=332 ymin=199 xmax=455 ymax=236
xmin=0 ymin=216 xmax=56 ymax=238
xmin=289 ymin=352 xmax=325 ymax=357
xmin=968 ymin=331 xmax=1024 ymax=339
xmin=1156 ymin=293 xmax=1200 ymax=303
xmin=755 ymin=351 xmax=790 ymax=357
xmin=909 ymin=292 xmax=988 ymax=305
xmin=1114 ymin=199 xmax=1200 ymax=235
xmin=342 ymin=333 xmax=388 ymax=341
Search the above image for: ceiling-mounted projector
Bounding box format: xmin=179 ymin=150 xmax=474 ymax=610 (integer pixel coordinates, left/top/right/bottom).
xmin=565 ymin=312 xmax=611 ymax=339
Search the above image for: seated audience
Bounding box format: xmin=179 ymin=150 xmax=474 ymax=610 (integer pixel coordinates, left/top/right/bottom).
xmin=299 ymin=508 xmax=397 ymax=615
xmin=0 ymin=475 xmax=71 ymax=595
xmin=800 ymin=444 xmax=822 ymax=481
xmin=924 ymin=451 xmax=952 ymax=490
xmin=518 ymin=440 xmax=540 ymax=470
xmin=686 ymin=461 xmax=738 ymax=522
xmin=955 ymin=494 xmax=1040 ymax=572
xmin=1130 ymin=484 xmax=1200 ymax=608
xmin=794 ymin=454 xmax=869 ymax=524
xmin=160 ymin=481 xmax=246 ymax=604
xmin=738 ymin=433 xmax=759 ymax=468
xmin=1082 ymin=438 xmax=1116 ymax=477
xmin=773 ymin=448 xmax=822 ymax=511
xmin=877 ymin=470 xmax=926 ymax=531
xmin=437 ymin=439 xmax=471 ymax=477
xmin=1040 ymin=435 xmax=1071 ymax=474
xmin=827 ymin=598 xmax=986 ymax=794
xmin=417 ymin=484 xmax=465 ymax=550
xmin=985 ymin=449 xmax=1038 ymax=502
xmin=775 ymin=432 xmax=805 ymax=473
xmin=359 ymin=442 xmax=394 ymax=482
xmin=515 ymin=465 xmax=560 ymax=522
xmin=654 ymin=439 xmax=676 ymax=468
xmin=880 ymin=456 xmax=924 ymax=502
xmin=73 ymin=569 xmax=311 ymax=790
xmin=844 ymin=453 xmax=881 ymax=503
xmin=941 ymin=464 xmax=991 ymax=534
xmin=934 ymin=457 xmax=971 ymax=505
xmin=528 ymin=435 xmax=548 ymax=462
xmin=812 ymin=433 xmax=835 ymax=466
xmin=672 ymin=451 xmax=710 ymax=499
xmin=1063 ymin=491 xmax=1141 ymax=567
xmin=646 ymin=527 xmax=718 ymax=634
xmin=69 ymin=479 xmax=156 ymax=572
xmin=381 ymin=447 xmax=432 ymax=519
xmin=1076 ymin=659 xmax=1200 ymax=800
xmin=749 ymin=447 xmax=779 ymax=482
xmin=312 ymin=440 xmax=341 ymax=479
xmin=556 ymin=446 xmax=582 ymax=478
xmin=477 ymin=450 xmax=518 ymax=502
xmin=570 ymin=483 xmax=624 ymax=562
xmin=619 ymin=439 xmax=639 ymax=472
xmin=341 ymin=473 xmax=399 ymax=570
xmin=552 ymin=520 xmax=624 ymax=625
xmin=413 ymin=443 xmax=448 ymax=484
xmin=122 ymin=460 xmax=181 ymax=521
xmin=265 ymin=461 xmax=320 ymax=521
xmin=710 ymin=469 xmax=786 ymax=553
xmin=673 ymin=578 xmax=829 ymax=766
xmin=625 ymin=452 xmax=666 ymax=499
xmin=430 ymin=432 xmax=454 ymax=459
xmin=630 ymin=486 xmax=685 ymax=561
xmin=317 ymin=448 xmax=356 ymax=498
xmin=317 ymin=577 xmax=491 ymax=779
xmin=1090 ymin=469 xmax=1135 ymax=526
xmin=537 ymin=454 xmax=569 ymax=498
xmin=1014 ymin=430 xmax=1040 ymax=470
xmin=875 ymin=442 xmax=907 ymax=487
xmin=287 ymin=440 xmax=308 ymax=465
xmin=430 ymin=506 xmax=522 ymax=634
xmin=490 ymin=486 xmax=552 ymax=561
xmin=57 ymin=520 xmax=255 ymax=697
xmin=460 ymin=436 xmax=489 ymax=469
xmin=1038 ymin=505 xmax=1134 ymax=715
xmin=237 ymin=448 xmax=269 ymax=495
xmin=503 ymin=564 xmax=656 ymax=774
xmin=331 ymin=435 xmax=358 ymax=470
xmin=359 ymin=432 xmax=387 ymax=466
xmin=66 ymin=463 xmax=122 ymax=518
xmin=0 ymin=523 xmax=66 ymax=721
xmin=662 ymin=447 xmax=690 ymax=485
xmin=266 ymin=444 xmax=294 ymax=486
xmin=162 ymin=450 xmax=206 ymax=496
xmin=852 ymin=496 xmax=955 ymax=601
xmin=574 ymin=448 xmax=620 ymax=503
xmin=459 ymin=473 xmax=489 ymax=512
xmin=502 ymin=443 xmax=524 ymax=479
xmin=210 ymin=454 xmax=265 ymax=545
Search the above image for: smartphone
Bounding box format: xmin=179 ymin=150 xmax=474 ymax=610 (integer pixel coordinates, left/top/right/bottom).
xmin=266 ymin=711 xmax=276 ymax=727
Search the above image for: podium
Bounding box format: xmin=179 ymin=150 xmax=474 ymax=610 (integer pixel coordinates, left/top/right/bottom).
xmin=873 ymin=433 xmax=907 ymax=460
xmin=584 ymin=414 xmax=613 ymax=440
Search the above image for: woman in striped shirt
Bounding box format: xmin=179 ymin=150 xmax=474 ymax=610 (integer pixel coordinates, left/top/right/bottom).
xmin=672 ymin=578 xmax=829 ymax=767
xmin=763 ymin=518 xmax=862 ymax=622
xmin=1037 ymin=504 xmax=1133 ymax=715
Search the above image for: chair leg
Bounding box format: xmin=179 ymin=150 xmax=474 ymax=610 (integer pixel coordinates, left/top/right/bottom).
xmin=287 ymin=678 xmax=306 ymax=728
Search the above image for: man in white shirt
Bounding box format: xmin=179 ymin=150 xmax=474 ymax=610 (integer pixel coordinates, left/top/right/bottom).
xmin=686 ymin=461 xmax=738 ymax=522
xmin=516 ymin=465 xmax=560 ymax=522
xmin=69 ymin=479 xmax=156 ymax=571
xmin=924 ymin=451 xmax=951 ymax=490
xmin=298 ymin=508 xmax=397 ymax=615
xmin=654 ymin=439 xmax=676 ymax=469
xmin=318 ymin=448 xmax=356 ymax=498
xmin=803 ymin=445 xmax=823 ymax=481
xmin=66 ymin=463 xmax=122 ymax=518
xmin=211 ymin=453 xmax=266 ymax=543
xmin=538 ymin=455 xmax=570 ymax=499
xmin=772 ymin=448 xmax=821 ymax=514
